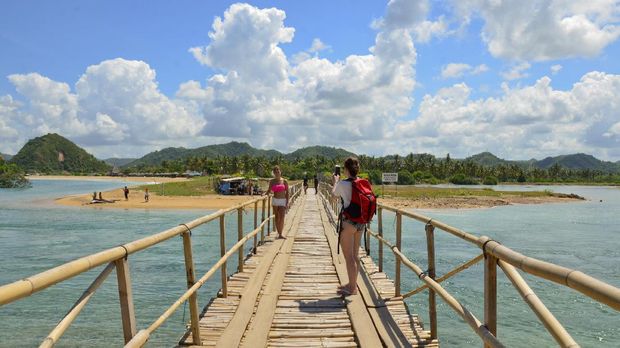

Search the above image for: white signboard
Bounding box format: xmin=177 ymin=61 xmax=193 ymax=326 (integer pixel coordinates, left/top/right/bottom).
xmin=382 ymin=172 xmax=398 ymax=183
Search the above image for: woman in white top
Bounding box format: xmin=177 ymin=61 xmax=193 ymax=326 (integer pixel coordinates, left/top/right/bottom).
xmin=331 ymin=157 xmax=365 ymax=296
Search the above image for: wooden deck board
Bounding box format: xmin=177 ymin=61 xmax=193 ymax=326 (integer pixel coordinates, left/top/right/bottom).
xmin=178 ymin=193 xmax=438 ymax=347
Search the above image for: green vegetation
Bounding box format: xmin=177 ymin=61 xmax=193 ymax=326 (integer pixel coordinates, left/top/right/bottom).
xmin=483 ymin=176 xmax=499 ymax=185
xmin=0 ymin=157 xmax=31 ymax=188
xmin=9 ymin=133 xmax=110 ymax=174
xmin=6 ymin=133 xmax=620 ymax=185
xmin=138 ymin=176 xmax=219 ymax=196
xmin=449 ymin=173 xmax=479 ymax=185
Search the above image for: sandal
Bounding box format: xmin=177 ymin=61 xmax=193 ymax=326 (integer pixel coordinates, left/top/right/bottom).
xmin=337 ymin=287 xmax=357 ymax=296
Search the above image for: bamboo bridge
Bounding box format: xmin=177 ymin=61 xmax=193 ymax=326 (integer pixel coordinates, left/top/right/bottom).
xmin=1 ymin=183 xmax=619 ymax=347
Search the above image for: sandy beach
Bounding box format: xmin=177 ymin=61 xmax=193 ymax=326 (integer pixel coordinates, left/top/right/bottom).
xmin=39 ymin=175 xmax=584 ymax=210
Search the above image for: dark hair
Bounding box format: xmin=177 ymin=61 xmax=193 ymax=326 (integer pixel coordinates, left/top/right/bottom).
xmin=344 ymin=157 xmax=360 ymax=177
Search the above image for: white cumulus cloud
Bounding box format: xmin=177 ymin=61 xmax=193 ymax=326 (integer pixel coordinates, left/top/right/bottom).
xmin=453 ymin=0 xmax=620 ymax=61
xmin=441 ymin=63 xmax=489 ymax=79
xmin=395 ymin=71 xmax=620 ymax=160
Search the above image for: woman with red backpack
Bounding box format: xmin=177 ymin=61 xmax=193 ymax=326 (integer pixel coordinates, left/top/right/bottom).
xmin=332 ymin=157 xmax=376 ymax=296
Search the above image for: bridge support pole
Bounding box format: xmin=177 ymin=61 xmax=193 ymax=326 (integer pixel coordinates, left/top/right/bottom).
xmin=182 ymin=231 xmax=202 ymax=345
xmin=484 ymin=252 xmax=498 ymax=347
xmin=115 ymin=258 xmax=137 ymax=344
xmin=395 ymin=212 xmax=402 ymax=297
xmin=267 ymin=200 xmax=272 ymax=236
xmin=261 ymin=199 xmax=266 ymax=244
xmin=425 ymin=223 xmax=438 ymax=340
xmin=219 ymin=215 xmax=228 ymax=297
xmin=253 ymin=201 xmax=258 ymax=254
xmin=378 ymin=207 xmax=383 ymax=273
xmin=238 ymin=208 xmax=244 ymax=272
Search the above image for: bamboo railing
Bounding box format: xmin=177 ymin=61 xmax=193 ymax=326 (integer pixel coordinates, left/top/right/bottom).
xmin=318 ymin=182 xmax=619 ymax=348
xmin=0 ymin=182 xmax=302 ymax=347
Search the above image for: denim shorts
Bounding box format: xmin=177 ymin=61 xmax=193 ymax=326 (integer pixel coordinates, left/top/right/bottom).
xmin=341 ymin=218 xmax=366 ymax=232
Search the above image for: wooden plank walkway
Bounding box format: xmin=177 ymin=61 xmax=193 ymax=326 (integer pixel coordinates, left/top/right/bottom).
xmin=178 ymin=193 xmax=438 ymax=347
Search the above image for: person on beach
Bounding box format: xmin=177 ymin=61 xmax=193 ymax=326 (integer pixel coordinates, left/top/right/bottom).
xmin=266 ymin=165 xmax=288 ymax=239
xmin=92 ymin=191 xmax=97 ymax=201
xmin=144 ymin=188 xmax=149 ymax=202
xmin=98 ymin=192 xmax=103 ymax=201
xmin=123 ymin=186 xmax=129 ymax=200
xmin=332 ymin=157 xmax=364 ymax=296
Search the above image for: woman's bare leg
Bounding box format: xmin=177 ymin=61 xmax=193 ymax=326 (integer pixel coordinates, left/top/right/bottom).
xmin=277 ymin=206 xmax=286 ymax=237
xmin=340 ymin=223 xmax=358 ymax=294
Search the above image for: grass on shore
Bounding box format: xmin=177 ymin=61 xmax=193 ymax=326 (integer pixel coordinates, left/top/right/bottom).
xmin=138 ymin=176 xmax=217 ymax=196
xmin=139 ymin=177 xmax=562 ymax=199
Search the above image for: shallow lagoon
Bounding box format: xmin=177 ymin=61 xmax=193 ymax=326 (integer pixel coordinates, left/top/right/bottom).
xmin=1 ymin=181 xmax=618 ymax=347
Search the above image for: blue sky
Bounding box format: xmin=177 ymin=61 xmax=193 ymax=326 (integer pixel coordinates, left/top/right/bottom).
xmin=1 ymin=0 xmax=620 ymax=160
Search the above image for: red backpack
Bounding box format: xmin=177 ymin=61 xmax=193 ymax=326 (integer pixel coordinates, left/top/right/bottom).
xmin=342 ymin=177 xmax=377 ymax=224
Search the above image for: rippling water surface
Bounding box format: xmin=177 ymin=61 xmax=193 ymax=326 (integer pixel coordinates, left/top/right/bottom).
xmin=1 ymin=181 xmax=619 ymax=347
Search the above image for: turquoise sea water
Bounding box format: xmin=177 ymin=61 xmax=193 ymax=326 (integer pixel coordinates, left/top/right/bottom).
xmin=1 ymin=181 xmax=619 ymax=347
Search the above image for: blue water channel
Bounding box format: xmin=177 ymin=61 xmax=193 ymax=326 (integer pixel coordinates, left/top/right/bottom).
xmin=1 ymin=181 xmax=619 ymax=347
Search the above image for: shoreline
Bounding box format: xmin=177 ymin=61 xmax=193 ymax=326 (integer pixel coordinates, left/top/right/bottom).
xmin=37 ymin=175 xmax=587 ymax=211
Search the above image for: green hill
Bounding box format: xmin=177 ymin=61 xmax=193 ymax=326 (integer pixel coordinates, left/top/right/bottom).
xmin=535 ymin=153 xmax=619 ymax=172
xmin=9 ymin=133 xmax=111 ymax=174
xmin=465 ymin=152 xmax=511 ymax=167
xmin=124 ymin=142 xmax=353 ymax=168
xmin=0 ymin=153 xmax=12 ymax=161
xmin=285 ymin=145 xmax=356 ymax=160
xmin=125 ymin=142 xmax=282 ymax=168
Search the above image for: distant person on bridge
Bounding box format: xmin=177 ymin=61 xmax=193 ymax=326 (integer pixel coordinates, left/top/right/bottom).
xmin=332 ymin=157 xmax=365 ymax=296
xmin=313 ymin=174 xmax=318 ymax=194
xmin=266 ymin=165 xmax=289 ymax=239
xmin=303 ymin=173 xmax=309 ymax=194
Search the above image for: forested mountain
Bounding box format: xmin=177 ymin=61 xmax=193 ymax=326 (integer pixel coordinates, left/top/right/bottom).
xmin=466 ymin=152 xmax=619 ymax=172
xmin=534 ymin=153 xmax=620 ymax=172
xmin=104 ymin=158 xmax=137 ymax=167
xmin=124 ymin=142 xmax=350 ymax=168
xmin=0 ymin=153 xmax=12 ymax=161
xmin=285 ymin=146 xmax=355 ymax=161
xmin=9 ymin=133 xmax=111 ymax=174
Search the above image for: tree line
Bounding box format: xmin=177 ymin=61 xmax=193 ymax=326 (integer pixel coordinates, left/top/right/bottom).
xmin=122 ymin=153 xmax=620 ymax=184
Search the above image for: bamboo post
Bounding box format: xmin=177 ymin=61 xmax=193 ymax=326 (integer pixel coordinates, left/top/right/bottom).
xmin=253 ymin=201 xmax=258 ymax=254
xmin=425 ymin=223 xmax=438 ymax=340
xmin=260 ymin=198 xmax=266 ymax=244
xmin=267 ymin=199 xmax=272 ymax=236
xmin=484 ymin=252 xmax=498 ymax=348
xmin=115 ymin=258 xmax=137 ymax=344
xmin=378 ymin=207 xmax=383 ymax=272
xmin=181 ymin=230 xmax=201 ymax=345
xmin=395 ymin=212 xmax=402 ymax=297
xmin=220 ymin=215 xmax=227 ymax=298
xmin=237 ymin=208 xmax=244 ymax=272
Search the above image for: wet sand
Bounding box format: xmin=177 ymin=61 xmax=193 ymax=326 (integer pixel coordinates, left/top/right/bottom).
xmin=379 ymin=194 xmax=584 ymax=210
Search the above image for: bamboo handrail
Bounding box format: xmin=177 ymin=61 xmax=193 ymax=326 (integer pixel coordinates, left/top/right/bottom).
xmin=391 ymin=247 xmax=504 ymax=347
xmin=39 ymin=262 xmax=115 ymax=348
xmin=403 ymin=254 xmax=484 ymax=298
xmin=125 ymin=217 xmax=272 ymax=348
xmin=0 ymin=195 xmax=269 ymax=305
xmin=498 ymin=260 xmax=579 ymax=348
xmin=317 ymin=183 xmax=620 ymax=347
xmin=376 ymin=203 xmax=620 ymax=310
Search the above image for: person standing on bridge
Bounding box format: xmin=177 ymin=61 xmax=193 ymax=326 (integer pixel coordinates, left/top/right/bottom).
xmin=332 ymin=157 xmax=364 ymax=296
xmin=266 ymin=165 xmax=289 ymax=239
